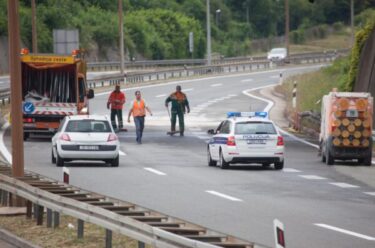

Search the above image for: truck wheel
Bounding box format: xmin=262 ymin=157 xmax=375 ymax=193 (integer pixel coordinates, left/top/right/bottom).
xmin=326 ymin=150 xmax=334 ymax=165
xmin=361 ymin=156 xmax=372 ymax=166
xmin=207 ymin=148 xmax=217 ymax=167
xmin=274 ymin=161 xmax=284 ymax=170
xmin=219 ymin=150 xmax=230 ymax=169
xmin=23 ymin=132 xmax=29 ymax=141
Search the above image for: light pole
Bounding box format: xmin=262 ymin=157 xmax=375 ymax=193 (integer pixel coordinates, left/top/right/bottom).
xmin=7 ymin=0 xmax=25 ymax=181
xmin=350 ymin=0 xmax=354 ymax=47
xmin=206 ymin=0 xmax=211 ymax=66
xmin=285 ymin=0 xmax=289 ymax=57
xmin=216 ymin=9 xmax=221 ymax=27
xmin=31 ymin=0 xmax=37 ymax=53
xmin=118 ymin=0 xmax=125 ymax=75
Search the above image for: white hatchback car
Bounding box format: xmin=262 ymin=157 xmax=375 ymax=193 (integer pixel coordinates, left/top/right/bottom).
xmin=267 ymin=48 xmax=287 ymax=61
xmin=51 ymin=115 xmax=120 ymax=167
xmin=207 ymin=112 xmax=284 ymax=170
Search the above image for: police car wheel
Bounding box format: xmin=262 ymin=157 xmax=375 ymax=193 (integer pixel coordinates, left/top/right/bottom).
xmin=220 ymin=150 xmax=230 ymax=169
xmin=207 ymin=148 xmax=217 ymax=167
xmin=111 ymin=156 xmax=119 ymax=167
xmin=274 ymin=161 xmax=284 ymax=170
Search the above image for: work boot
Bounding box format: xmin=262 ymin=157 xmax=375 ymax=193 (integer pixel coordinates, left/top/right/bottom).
xmin=180 ymin=131 xmax=184 ymax=136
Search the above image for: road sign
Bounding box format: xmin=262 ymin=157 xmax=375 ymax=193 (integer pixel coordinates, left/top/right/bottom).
xmin=23 ymin=102 xmax=35 ymax=114
xmin=274 ymin=219 xmax=286 ymax=248
xmin=189 ymin=32 xmax=194 ymax=53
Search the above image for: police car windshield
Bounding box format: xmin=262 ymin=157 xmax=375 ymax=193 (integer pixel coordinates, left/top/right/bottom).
xmin=235 ymin=122 xmax=276 ymax=135
xmin=65 ymin=120 xmax=112 ymax=133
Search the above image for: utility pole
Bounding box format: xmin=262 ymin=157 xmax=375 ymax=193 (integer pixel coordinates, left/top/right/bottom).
xmin=285 ymin=0 xmax=289 ymax=57
xmin=31 ymin=0 xmax=37 ymax=53
xmin=7 ymin=0 xmax=24 ymax=179
xmin=350 ymin=0 xmax=354 ymax=47
xmin=118 ymin=0 xmax=125 ymax=75
xmin=206 ymin=0 xmax=211 ymax=66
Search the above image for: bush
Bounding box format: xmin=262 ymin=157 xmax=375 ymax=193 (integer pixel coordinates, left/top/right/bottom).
xmin=290 ymin=29 xmax=306 ymax=44
xmin=345 ymin=21 xmax=375 ymax=91
xmin=332 ymin=21 xmax=344 ymax=32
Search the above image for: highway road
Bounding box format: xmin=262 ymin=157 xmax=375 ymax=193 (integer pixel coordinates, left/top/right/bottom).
xmin=2 ymin=65 xmax=375 ymax=248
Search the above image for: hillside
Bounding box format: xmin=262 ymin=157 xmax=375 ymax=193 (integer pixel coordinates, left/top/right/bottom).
xmin=0 ymin=0 xmax=374 ymax=61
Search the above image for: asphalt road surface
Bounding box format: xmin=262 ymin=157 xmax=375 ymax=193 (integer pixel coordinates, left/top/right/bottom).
xmin=3 ymin=65 xmax=375 ymax=248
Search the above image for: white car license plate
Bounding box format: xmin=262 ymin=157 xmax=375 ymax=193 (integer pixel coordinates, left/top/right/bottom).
xmin=247 ymin=139 xmax=266 ymax=144
xmin=80 ymin=145 xmax=99 ymax=150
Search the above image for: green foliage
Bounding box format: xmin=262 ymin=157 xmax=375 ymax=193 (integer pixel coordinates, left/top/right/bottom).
xmin=345 ymin=21 xmax=375 ymax=91
xmin=0 ymin=0 xmax=374 ymax=59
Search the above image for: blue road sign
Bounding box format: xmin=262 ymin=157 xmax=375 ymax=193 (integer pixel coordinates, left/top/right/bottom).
xmin=23 ymin=102 xmax=35 ymax=114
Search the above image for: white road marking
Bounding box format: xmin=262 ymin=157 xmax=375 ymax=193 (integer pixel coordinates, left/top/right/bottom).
xmin=364 ymin=192 xmax=375 ymax=196
xmin=144 ymin=167 xmax=167 ymax=176
xmin=299 ymin=175 xmax=327 ymax=180
xmin=228 ymin=94 xmax=237 ymax=97
xmin=206 ymin=190 xmax=243 ymax=202
xmin=270 ymin=75 xmax=280 ymax=79
xmin=329 ymin=182 xmax=360 ymax=188
xmin=241 ymin=79 xmax=253 ymax=82
xmin=184 ymin=88 xmax=194 ymax=92
xmin=211 ymin=83 xmax=222 ymax=87
xmin=283 ymin=168 xmax=301 ymax=173
xmin=119 ymin=150 xmax=127 ymax=156
xmin=155 ymin=94 xmax=166 ymax=98
xmin=208 ymin=100 xmax=219 ymax=103
xmin=314 ymin=223 xmax=375 ymax=241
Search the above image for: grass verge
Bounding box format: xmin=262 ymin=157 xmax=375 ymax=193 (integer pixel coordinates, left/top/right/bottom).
xmin=0 ymin=214 xmax=142 ymax=248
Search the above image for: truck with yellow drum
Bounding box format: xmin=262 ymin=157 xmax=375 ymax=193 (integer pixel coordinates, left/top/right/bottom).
xmin=21 ymin=49 xmax=94 ymax=140
xmin=319 ymin=91 xmax=373 ymax=165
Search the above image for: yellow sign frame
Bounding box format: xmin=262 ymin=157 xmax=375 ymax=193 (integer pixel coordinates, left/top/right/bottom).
xmin=21 ymin=55 xmax=75 ymax=64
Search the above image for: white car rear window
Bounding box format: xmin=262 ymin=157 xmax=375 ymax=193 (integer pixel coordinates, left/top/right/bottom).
xmin=235 ymin=122 xmax=277 ymax=135
xmin=65 ymin=120 xmax=112 ymax=133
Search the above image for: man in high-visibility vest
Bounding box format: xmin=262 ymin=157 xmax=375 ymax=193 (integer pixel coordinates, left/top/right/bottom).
xmin=165 ymin=85 xmax=190 ymax=136
xmin=107 ymin=85 xmax=126 ymax=131
xmin=127 ymin=90 xmax=152 ymax=144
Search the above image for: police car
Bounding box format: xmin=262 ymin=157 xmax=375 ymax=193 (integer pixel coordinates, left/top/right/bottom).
xmin=207 ymin=112 xmax=284 ymax=170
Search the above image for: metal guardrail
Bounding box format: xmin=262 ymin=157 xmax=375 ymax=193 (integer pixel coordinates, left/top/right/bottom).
xmin=0 ymin=165 xmax=266 ymax=248
xmin=0 ymin=51 xmax=345 ymax=104
xmin=86 ymin=51 xmax=343 ymax=89
xmin=86 ymin=49 xmax=348 ymax=71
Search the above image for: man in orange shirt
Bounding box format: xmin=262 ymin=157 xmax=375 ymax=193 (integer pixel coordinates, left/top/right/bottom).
xmin=107 ymin=85 xmax=126 ymax=131
xmin=127 ymin=91 xmax=152 ymax=144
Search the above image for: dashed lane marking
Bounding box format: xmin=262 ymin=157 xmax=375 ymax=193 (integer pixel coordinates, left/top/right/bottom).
xmin=155 ymin=94 xmax=166 ymax=98
xmin=299 ymin=175 xmax=327 ymax=180
xmin=329 ymin=182 xmax=360 ymax=188
xmin=205 ymin=190 xmax=243 ymax=202
xmin=283 ymin=168 xmax=301 ymax=173
xmin=363 ymin=192 xmax=375 ymax=196
xmin=144 ymin=168 xmax=167 ymax=176
xmin=184 ymin=88 xmax=194 ymax=92
xmin=241 ymin=79 xmax=253 ymax=82
xmin=119 ymin=150 xmax=127 ymax=156
xmin=314 ymin=223 xmax=375 ymax=241
xmin=211 ymin=83 xmax=222 ymax=87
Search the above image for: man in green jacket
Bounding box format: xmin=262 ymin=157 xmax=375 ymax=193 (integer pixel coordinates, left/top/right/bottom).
xmin=165 ymin=85 xmax=190 ymax=136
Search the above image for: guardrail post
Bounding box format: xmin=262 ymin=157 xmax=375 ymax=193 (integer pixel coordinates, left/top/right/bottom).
xmin=36 ymin=205 xmax=44 ymax=225
xmin=26 ymin=200 xmax=32 ymax=219
xmin=138 ymin=241 xmax=145 ymax=248
xmin=105 ymin=229 xmax=112 ymax=248
xmin=164 ymin=73 xmax=166 ymax=79
xmin=1 ymin=190 xmax=8 ymax=206
xmin=157 ymin=74 xmax=159 ymax=80
xmin=33 ymin=203 xmax=38 ymax=219
xmin=53 ymin=211 xmax=60 ymax=228
xmin=46 ymin=209 xmax=53 ymax=228
xmin=77 ymin=219 xmax=84 ymax=239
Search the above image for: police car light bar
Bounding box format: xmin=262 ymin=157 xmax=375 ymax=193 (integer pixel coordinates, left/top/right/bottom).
xmin=227 ymin=111 xmax=268 ymax=118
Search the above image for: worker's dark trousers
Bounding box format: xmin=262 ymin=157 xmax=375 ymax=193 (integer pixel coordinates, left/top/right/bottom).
xmin=171 ymin=111 xmax=184 ymax=134
xmin=134 ymin=116 xmax=145 ymax=143
xmin=111 ymin=109 xmax=123 ymax=130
